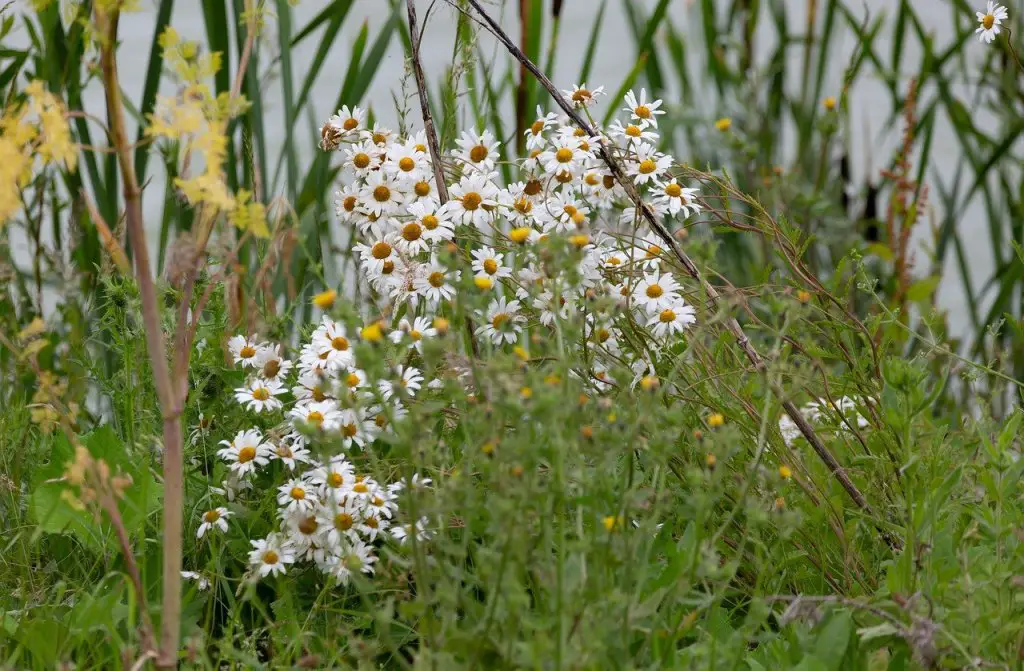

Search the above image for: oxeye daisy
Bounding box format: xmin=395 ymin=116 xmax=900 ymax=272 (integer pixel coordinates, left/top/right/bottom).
xmin=343 ymin=138 xmax=381 ymax=177
xmin=976 ymin=2 xmax=1008 ymax=43
xmin=446 ymin=172 xmax=500 ymax=229
xmin=524 ymin=107 xmax=560 ymax=150
xmin=335 ymin=183 xmax=361 ymax=222
xmin=292 ymin=370 xmax=335 ymax=404
xmin=476 ymin=296 xmax=525 ymax=345
xmin=413 ymin=259 xmax=459 ymax=305
xmin=389 ymin=316 xmax=438 ymax=353
xmin=377 ymin=364 xmax=424 ymax=401
xmin=562 ymin=83 xmax=605 ymax=108
xmin=633 ymin=271 xmax=683 ymax=314
xmin=361 ymin=122 xmax=395 ymax=146
xmin=627 ymin=142 xmax=673 ymax=185
xmin=317 ymin=497 xmax=364 ymax=549
xmin=623 ymin=88 xmax=666 ymax=128
xmin=283 ymin=511 xmax=328 ymax=563
xmin=337 ymin=407 xmax=376 ymax=449
xmin=326 ymin=539 xmax=378 ymax=584
xmin=216 ymin=429 xmax=272 ymax=477
xmin=359 ymin=170 xmax=405 ymax=218
xmin=311 ymin=316 xmax=355 ymax=370
xmin=539 ymin=192 xmax=590 ymax=233
xmin=328 ymin=105 xmax=366 ymax=135
xmin=234 ymin=378 xmax=287 ymax=413
xmin=269 ymin=439 xmax=311 ymax=471
xmin=607 ymin=119 xmax=659 ymax=144
xmin=227 ymin=335 xmax=264 ymax=368
xmin=539 ymin=135 xmax=585 ymax=177
xmin=289 ymin=400 xmax=344 ymax=432
xmin=471 ymin=246 xmax=512 ymax=281
xmin=355 ymin=234 xmax=401 ymax=278
xmin=196 ymin=506 xmax=232 ymax=538
xmin=249 ymin=534 xmax=296 ymax=578
xmin=277 ymin=477 xmax=318 ymax=514
xmin=253 ymin=344 xmax=293 ymax=383
xmin=453 ymin=128 xmax=501 ymax=172
xmin=309 ymin=455 xmax=356 ymax=500
xmin=646 ymin=299 xmax=697 ymax=339
xmin=356 ymin=511 xmax=390 ymax=541
xmin=383 ymin=140 xmax=429 ymax=183
xmin=407 ymin=201 xmax=455 ymax=245
xmin=654 ymin=178 xmax=701 ymax=218
xmin=180 ymin=571 xmax=211 ymax=591
xmin=390 ymin=517 xmax=433 ymax=545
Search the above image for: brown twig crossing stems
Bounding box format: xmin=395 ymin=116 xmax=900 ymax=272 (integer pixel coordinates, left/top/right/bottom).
xmin=461 ymin=0 xmax=897 ymax=549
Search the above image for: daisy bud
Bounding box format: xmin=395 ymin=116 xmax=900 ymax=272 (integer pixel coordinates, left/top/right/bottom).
xmin=778 ymin=465 xmax=792 ymax=480
xmin=509 ymin=227 xmax=532 ymax=244
xmin=796 ymin=290 xmax=811 ymax=302
xmin=708 ymin=413 xmax=725 ymax=428
xmin=639 ymin=375 xmax=660 ymax=392
xmin=474 ymin=276 xmax=494 ymax=291
xmin=481 ymin=440 xmax=497 ymax=456
xmin=544 ymin=374 xmax=560 ymax=385
xmin=823 ymin=96 xmax=837 ymax=111
xmin=568 ymin=233 xmax=590 ymax=248
xmin=714 ymin=117 xmax=732 ymax=132
xmin=519 ymin=386 xmax=533 ymax=401
xmin=705 ymin=453 xmax=717 ymax=468
xmin=602 ymin=515 xmax=623 ymax=532
xmin=360 ymin=322 xmax=384 ymax=343
xmin=580 ymin=425 xmax=594 ymax=440
xmin=312 ymin=289 xmax=337 ymax=309
xmin=432 ymin=317 xmax=450 ymax=335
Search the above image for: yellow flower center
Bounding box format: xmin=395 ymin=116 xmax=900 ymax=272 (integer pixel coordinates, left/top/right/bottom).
xmin=530 ymin=119 xmax=545 ymax=134
xmin=422 ymin=214 xmax=438 ymax=230
xmin=571 ymin=88 xmax=592 ymax=102
xmin=328 ymin=472 xmax=344 ymax=488
xmin=469 ymin=145 xmax=489 ymax=162
xmin=353 ymin=153 xmax=370 ymax=169
xmin=414 ymin=181 xmax=431 ymax=197
xmin=342 ymin=195 xmax=357 ymax=212
xmin=252 ymin=387 xmax=270 ymax=401
xmin=371 ymin=241 xmax=392 ymax=259
xmin=634 ymin=104 xmax=651 ymax=119
xmin=603 ymin=175 xmax=616 ymax=189
xmin=334 ymin=513 xmax=354 ymax=530
xmin=290 ymin=487 xmax=306 ymax=500
xmin=410 ymin=330 xmax=422 ymax=340
xmin=375 ymin=413 xmax=388 ymax=428
xmin=596 ymin=327 xmax=610 ymax=343
xmin=203 ymin=510 xmax=220 ymax=523
xmin=332 ymin=336 xmax=349 ymax=351
xmin=461 ymin=192 xmax=482 ymax=210
xmin=306 ymin=411 xmax=324 ymax=427
xmin=555 ymin=148 xmax=574 ymax=163
xmin=372 ymin=132 xmax=387 ymax=144
xmin=646 ymin=244 xmax=662 ymax=258
xmin=483 ymin=259 xmax=499 ymax=275
xmin=665 ymin=183 xmax=682 ymax=198
xmin=514 ymin=198 xmax=533 ymax=214
xmin=239 ymin=345 xmax=256 ymax=359
xmin=638 ymin=159 xmax=657 ymax=174
xmin=491 ymin=312 xmax=509 ymax=329
xmin=352 ymin=482 xmax=369 ymax=494
xmin=365 ymin=516 xmax=379 ymax=529
xmin=398 ymin=157 xmax=415 ymax=172
xmin=345 ymin=373 xmax=361 ymax=388
xmin=415 ymin=143 xmax=426 ymax=152
xmin=646 ymin=284 xmax=664 ymax=298
xmin=563 ymin=204 xmax=578 ymax=218
xmin=659 ymin=309 xmax=676 ymax=323
xmin=625 ymin=124 xmax=642 ymax=137
xmin=474 ymin=276 xmax=494 ymax=290
xmin=373 ymin=185 xmax=391 ymax=202
xmin=342 ymin=117 xmax=359 ymax=131
xmin=428 ymin=271 xmax=445 ymax=288
xmin=262 ymin=359 xmax=281 ymax=378
xmin=556 ymin=170 xmax=574 ymax=184
xmin=343 ymin=423 xmax=358 ymax=438
xmin=509 ymin=227 xmax=531 ymax=244
xmin=298 ymin=516 xmax=318 ymax=534
xmin=584 ymin=172 xmax=600 ymax=185
xmin=983 ymin=13 xmax=995 ymax=29
xmin=238 ymin=446 xmax=257 ymax=463
xmin=606 ymin=256 xmax=622 ymax=265
xmin=402 ymin=222 xmax=423 ymax=241
xmin=262 ymin=550 xmax=279 ymax=565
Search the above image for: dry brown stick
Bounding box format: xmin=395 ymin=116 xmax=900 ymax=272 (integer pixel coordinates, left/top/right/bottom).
xmin=95 ymin=7 xmax=184 ymax=667
xmin=462 ymin=0 xmax=897 ymax=549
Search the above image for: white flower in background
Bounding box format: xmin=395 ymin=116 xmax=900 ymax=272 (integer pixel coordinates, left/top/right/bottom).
xmin=249 ymin=534 xmax=296 ymax=578
xmin=180 ymin=571 xmax=211 ymax=591
xmin=359 ymin=169 xmax=405 ymax=218
xmin=623 ymin=88 xmax=666 ymax=128
xmin=627 ymin=142 xmax=673 ymax=185
xmin=234 ymin=378 xmax=286 ymax=413
xmin=446 ymin=172 xmax=500 ymax=229
xmin=407 ymin=201 xmax=455 ymax=244
xmin=476 ymin=296 xmax=525 ymax=345
xmin=343 ymin=138 xmax=382 ymax=177
xmin=646 ymin=299 xmax=697 ymax=339
xmin=311 ymin=316 xmax=355 ymax=370
xmin=277 ymin=477 xmax=318 ymax=515
xmin=197 ymin=507 xmax=232 ymax=538
xmin=453 ymin=129 xmax=501 ymax=172
xmin=227 ymin=335 xmax=263 ymax=368
xmin=390 ymin=517 xmax=434 ymax=545
xmin=562 ymin=83 xmax=605 ymax=108
xmin=269 ymin=439 xmax=311 ymax=471
xmin=653 ymin=179 xmax=701 ymax=218
xmin=389 ymin=316 xmax=438 ymax=353
xmin=289 ymin=400 xmax=344 ymax=432
xmin=253 ymin=344 xmax=293 ymax=383
xmin=377 ymin=365 xmax=424 ymax=401
xmin=471 ymin=246 xmax=513 ymax=281
xmin=976 ymin=2 xmax=1008 ymax=43
xmin=633 ymin=271 xmax=683 ymax=314
xmin=217 ymin=429 xmax=271 ymax=477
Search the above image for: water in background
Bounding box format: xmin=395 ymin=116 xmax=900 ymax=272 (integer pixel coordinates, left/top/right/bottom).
xmin=5 ymin=0 xmax=1001 ymax=337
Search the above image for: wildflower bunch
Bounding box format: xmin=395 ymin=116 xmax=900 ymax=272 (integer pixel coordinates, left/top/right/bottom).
xmin=320 ymin=86 xmax=702 ymax=389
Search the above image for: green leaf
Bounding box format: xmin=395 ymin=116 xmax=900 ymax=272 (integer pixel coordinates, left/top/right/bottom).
xmin=906 ymin=276 xmax=940 ymax=303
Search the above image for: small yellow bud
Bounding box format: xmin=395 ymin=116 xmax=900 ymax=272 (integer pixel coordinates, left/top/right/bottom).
xmin=360 ymin=322 xmax=384 ymax=343
xmin=823 ymin=96 xmax=837 ymax=111
xmin=312 ymin=289 xmax=337 ymax=309
xmin=580 ymin=425 xmax=594 ymax=440
xmin=543 ymin=374 xmax=561 ymax=385
xmin=602 ymin=515 xmax=623 ymax=532
xmin=509 ymin=227 xmax=532 ymax=244
xmin=481 ymin=440 xmax=497 ymax=456
xmin=796 ymin=290 xmax=811 ymax=302
xmin=714 ymin=117 xmax=732 ymax=132
xmin=511 ymin=465 xmax=524 ymax=477
xmin=639 ymin=375 xmax=660 ymax=392
xmin=519 ymin=386 xmax=533 ymax=400
xmin=568 ymin=234 xmax=590 ymax=248
xmin=513 ymin=346 xmax=529 ymax=361
xmin=473 ymin=276 xmax=494 ymax=291
xmin=433 ymin=316 xmax=450 ymax=335
xmin=778 ymin=465 xmax=792 ymax=479
xmin=705 ymin=453 xmax=717 ymax=467
xmin=708 ymin=413 xmax=725 ymax=428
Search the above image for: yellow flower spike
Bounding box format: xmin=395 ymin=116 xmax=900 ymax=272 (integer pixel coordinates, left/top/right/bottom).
xmin=708 ymin=413 xmax=725 ymax=428
xmin=474 ymin=276 xmax=494 ymax=291
xmin=823 ymin=96 xmax=837 ymax=111
xmin=714 ymin=117 xmax=732 ymax=132
xmin=509 ymin=227 xmax=532 ymax=244
xmin=312 ymin=289 xmax=337 ymax=309
xmin=360 ymin=322 xmax=384 ymax=343
xmin=778 ymin=465 xmax=793 ymax=480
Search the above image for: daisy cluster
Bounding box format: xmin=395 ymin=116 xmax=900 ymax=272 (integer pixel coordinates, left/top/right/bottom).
xmin=191 ymin=329 xmax=432 ymax=586
xmin=777 ymin=396 xmax=869 ymax=447
xmin=321 ymin=86 xmax=702 ymax=388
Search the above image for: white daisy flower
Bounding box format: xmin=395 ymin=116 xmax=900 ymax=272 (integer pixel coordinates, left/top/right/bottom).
xmin=210 ymin=471 xmax=254 ymax=502
xmin=359 ymin=170 xmax=405 ymax=218
xmin=471 ymin=246 xmax=513 ymax=281
xmin=390 ymin=517 xmax=434 ymax=545
xmin=196 ymin=506 xmax=232 ymax=538
xmin=539 ymin=135 xmax=585 ymax=177
xmin=475 ymin=296 xmax=525 ymax=345
xmin=653 ymin=179 xmax=701 ymax=218
xmin=623 ymin=88 xmax=666 ymax=128
xmin=343 ymin=138 xmax=382 ymax=177
xmin=355 ymin=512 xmax=390 ymax=541
xmin=646 ymin=299 xmax=697 ymax=339
xmin=309 ymin=455 xmax=356 ymax=500
xmin=317 ymin=498 xmax=364 ymax=550
xmin=562 ymin=83 xmax=605 ymax=108
xmin=253 ymin=344 xmax=293 ymax=383
xmin=383 ymin=139 xmax=430 ymax=183
xmin=328 ymin=105 xmax=366 ymax=135
xmin=277 ymin=476 xmax=318 ymax=514
xmin=414 ymin=260 xmax=459 ymax=304
xmin=248 ymin=534 xmax=295 ymax=578
xmin=446 ymin=172 xmax=500 ymax=230
xmin=335 ymin=183 xmax=361 ymax=222
xmin=377 ymin=365 xmax=424 ymax=401
xmin=233 ymin=378 xmax=287 ymax=413
xmin=216 ymin=429 xmax=272 ymax=477
xmin=289 ymin=400 xmax=344 ymax=432
xmin=453 ymin=129 xmax=501 ymax=172
xmin=607 ymin=119 xmax=659 ymax=145
xmin=283 ymin=511 xmax=329 ymax=563
xmin=269 ymin=439 xmax=311 ymax=471
xmin=180 ymin=571 xmax=211 ymax=591
xmin=633 ymin=271 xmax=683 ymax=314
xmin=524 ymin=107 xmax=560 ymax=150
xmin=389 ymin=317 xmax=438 ymax=353
xmin=976 ymin=2 xmax=1008 ymax=43
xmin=627 ymin=142 xmax=673 ymax=185
xmin=292 ymin=370 xmax=335 ymax=405
xmin=227 ymin=335 xmax=263 ymax=368
xmin=311 ymin=316 xmax=355 ymax=370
